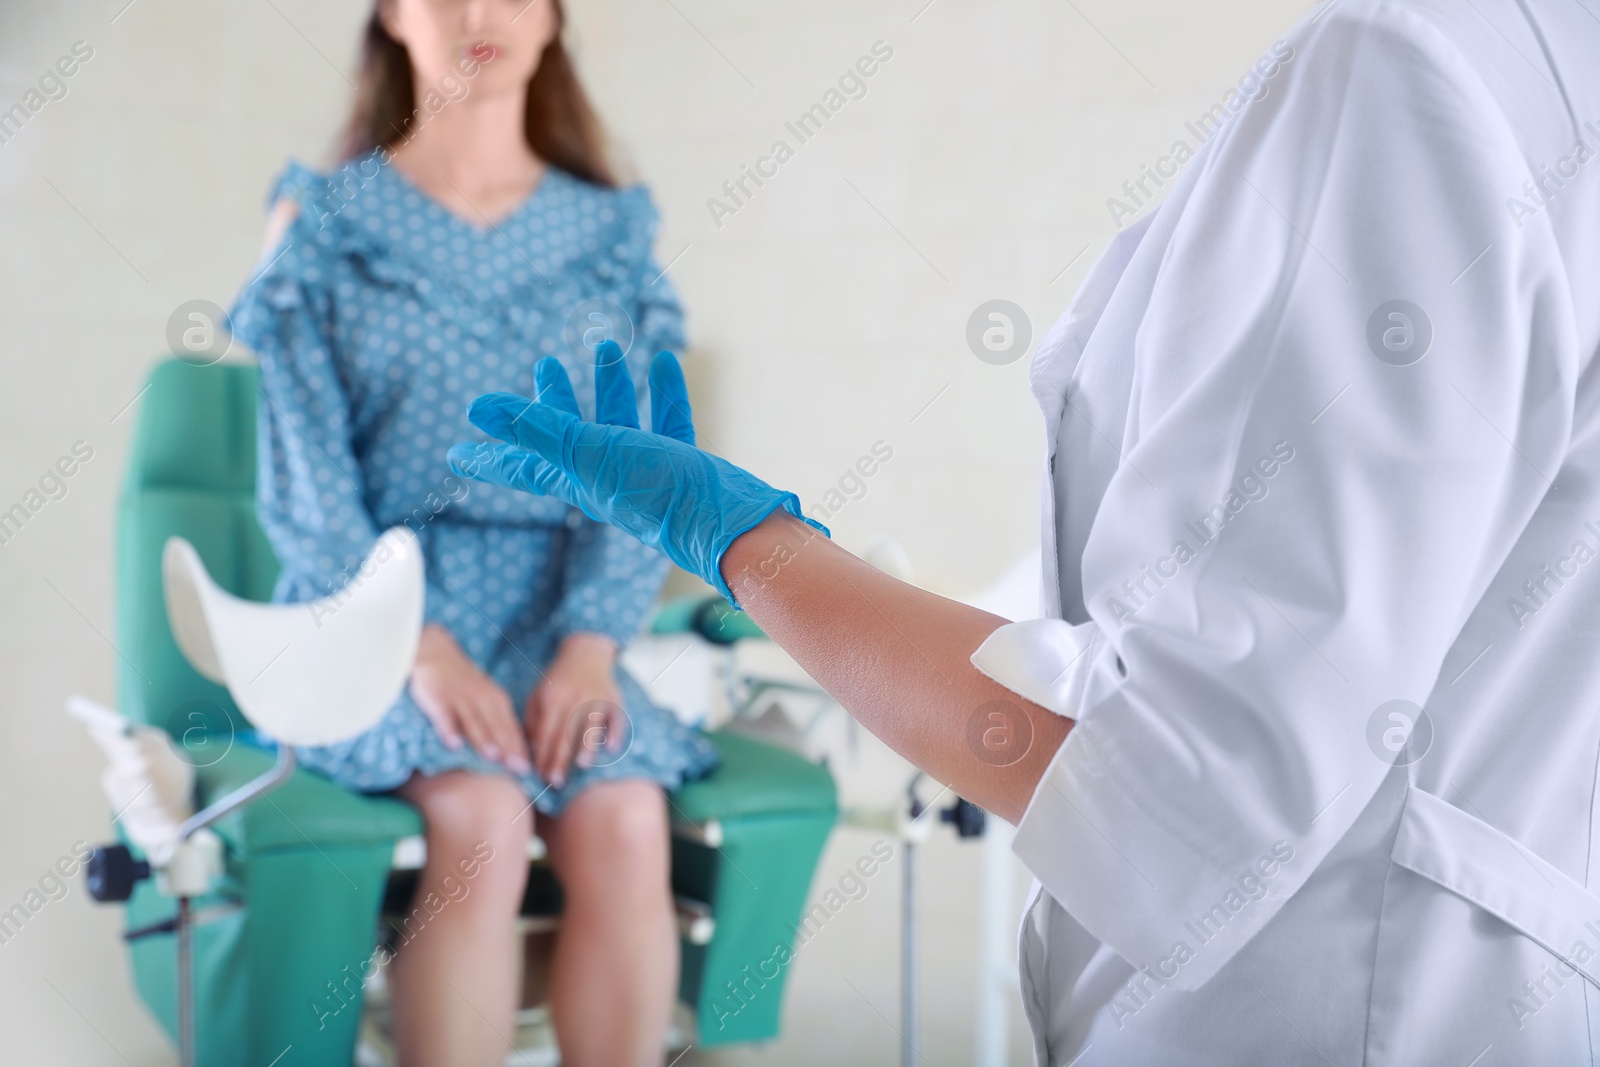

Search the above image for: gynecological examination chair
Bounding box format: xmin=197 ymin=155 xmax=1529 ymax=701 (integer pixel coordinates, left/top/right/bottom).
xmin=88 ymin=356 xmax=838 ymax=1067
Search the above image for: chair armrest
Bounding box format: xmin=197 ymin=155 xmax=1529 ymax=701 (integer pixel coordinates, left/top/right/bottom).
xmin=190 ymin=740 xmax=422 ymax=859
xmin=670 ymin=730 xmax=837 ymax=827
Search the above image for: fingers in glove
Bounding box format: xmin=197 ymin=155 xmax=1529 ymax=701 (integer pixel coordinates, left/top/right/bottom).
xmin=593 ymin=340 xmax=640 ymax=428
xmin=449 ymin=442 xmax=581 ymax=503
xmin=534 ymin=357 xmax=581 ymax=417
xmin=447 ymin=440 xmax=530 ymax=486
xmin=448 ymin=441 xmax=542 ymax=488
xmin=467 ymin=392 xmax=574 ymax=453
xmin=648 ymin=350 xmax=695 ymax=444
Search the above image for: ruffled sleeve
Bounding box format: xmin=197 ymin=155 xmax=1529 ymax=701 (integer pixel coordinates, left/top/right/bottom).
xmin=230 ymin=162 xmax=459 ymax=625
xmin=548 ymin=186 xmax=681 ymax=645
xmin=617 ymin=185 xmax=687 ymax=359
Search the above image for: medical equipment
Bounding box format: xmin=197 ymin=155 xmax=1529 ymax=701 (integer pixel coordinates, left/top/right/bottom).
xmin=161 ymin=527 xmax=424 ymax=745
xmin=67 ymin=696 xmax=196 ymax=869
xmin=452 ymin=345 xmax=827 ymax=603
xmin=82 ymin=526 xmax=425 ymax=1067
xmin=835 ymin=772 xmax=986 ymax=1067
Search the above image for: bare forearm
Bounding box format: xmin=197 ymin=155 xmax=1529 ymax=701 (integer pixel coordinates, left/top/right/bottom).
xmin=721 ymin=512 xmax=1072 ymax=823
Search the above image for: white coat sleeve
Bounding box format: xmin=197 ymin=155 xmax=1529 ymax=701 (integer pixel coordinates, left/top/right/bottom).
xmin=1004 ymin=3 xmax=1579 ymax=991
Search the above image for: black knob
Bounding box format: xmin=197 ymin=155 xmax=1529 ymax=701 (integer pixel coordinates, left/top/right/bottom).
xmin=85 ymin=844 xmax=151 ymax=903
xmin=940 ymin=798 xmax=987 ymax=838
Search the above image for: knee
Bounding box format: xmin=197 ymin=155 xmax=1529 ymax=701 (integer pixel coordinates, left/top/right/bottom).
xmin=556 ymin=782 xmax=670 ymax=893
xmin=410 ymin=772 xmax=531 ymax=896
xmin=586 ymin=782 xmax=670 ymax=870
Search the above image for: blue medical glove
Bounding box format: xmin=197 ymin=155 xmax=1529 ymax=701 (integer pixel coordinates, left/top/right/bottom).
xmin=448 ymin=342 xmax=828 ymax=604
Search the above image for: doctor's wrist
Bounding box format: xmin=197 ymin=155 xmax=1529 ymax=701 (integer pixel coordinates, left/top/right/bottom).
xmin=720 ymin=510 xmax=828 ymax=606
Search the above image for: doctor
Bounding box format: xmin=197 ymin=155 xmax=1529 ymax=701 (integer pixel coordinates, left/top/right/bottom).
xmin=452 ymin=0 xmax=1600 ymax=1062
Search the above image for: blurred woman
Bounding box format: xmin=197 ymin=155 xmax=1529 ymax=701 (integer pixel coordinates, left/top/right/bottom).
xmin=229 ymin=2 xmax=716 ymax=1064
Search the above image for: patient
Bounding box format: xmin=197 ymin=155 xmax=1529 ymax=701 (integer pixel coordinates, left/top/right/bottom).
xmin=227 ymin=1 xmax=717 ymax=1064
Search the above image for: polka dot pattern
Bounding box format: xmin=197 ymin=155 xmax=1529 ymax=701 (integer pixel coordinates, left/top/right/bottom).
xmin=228 ymin=154 xmax=716 ymax=814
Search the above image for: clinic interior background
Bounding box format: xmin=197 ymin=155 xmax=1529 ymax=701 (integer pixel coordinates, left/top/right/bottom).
xmin=0 ymin=0 xmax=1307 ymax=1062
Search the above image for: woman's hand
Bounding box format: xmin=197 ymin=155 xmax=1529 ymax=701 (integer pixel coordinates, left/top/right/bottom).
xmin=409 ymin=623 xmax=531 ymax=774
xmin=527 ymin=632 xmax=625 ymax=789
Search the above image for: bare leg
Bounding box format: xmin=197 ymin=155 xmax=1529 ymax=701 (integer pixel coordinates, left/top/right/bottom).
xmin=391 ymin=770 xmax=533 ymax=1067
xmin=540 ymin=778 xmax=676 ymax=1067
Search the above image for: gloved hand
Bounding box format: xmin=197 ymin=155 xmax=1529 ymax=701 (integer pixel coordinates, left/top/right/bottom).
xmin=447 ymin=341 xmax=828 ymax=604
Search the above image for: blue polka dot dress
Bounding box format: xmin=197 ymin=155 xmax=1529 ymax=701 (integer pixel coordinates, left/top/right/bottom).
xmin=229 ymin=153 xmax=719 ymax=815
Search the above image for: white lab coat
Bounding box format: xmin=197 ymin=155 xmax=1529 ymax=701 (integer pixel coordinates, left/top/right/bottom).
xmin=970 ymin=0 xmax=1600 ymax=1062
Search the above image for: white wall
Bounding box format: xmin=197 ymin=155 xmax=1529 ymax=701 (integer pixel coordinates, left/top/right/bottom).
xmin=0 ymin=0 xmax=1308 ymax=1062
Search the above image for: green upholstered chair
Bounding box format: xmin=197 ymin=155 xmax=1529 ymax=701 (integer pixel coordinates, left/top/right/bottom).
xmin=114 ymin=357 xmax=837 ymax=1066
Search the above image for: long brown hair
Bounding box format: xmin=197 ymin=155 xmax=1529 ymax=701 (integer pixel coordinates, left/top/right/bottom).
xmin=338 ymin=0 xmax=616 ymax=187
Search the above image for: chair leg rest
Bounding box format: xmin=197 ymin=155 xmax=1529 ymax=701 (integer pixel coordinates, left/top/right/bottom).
xmin=126 ymin=841 xmax=397 ymax=1067
xmin=674 ymin=810 xmax=836 ymax=1047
